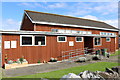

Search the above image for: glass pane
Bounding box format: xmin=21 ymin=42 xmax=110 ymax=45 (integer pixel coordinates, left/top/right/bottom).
xmin=106 ymin=38 xmax=110 ymax=41
xmin=35 ymin=36 xmax=45 ymax=45
xmin=95 ymin=38 xmax=97 ymax=45
xmin=22 ymin=37 xmax=32 ymax=45
xmin=51 ymin=29 xmax=58 ymax=32
xmin=76 ymin=37 xmax=82 ymax=41
xmin=58 ymin=29 xmax=65 ymax=33
xmin=59 ymin=37 xmax=65 ymax=41
xmin=66 ymin=30 xmax=71 ymax=33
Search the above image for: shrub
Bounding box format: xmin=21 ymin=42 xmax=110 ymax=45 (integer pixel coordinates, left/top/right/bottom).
xmin=19 ymin=58 xmax=24 ymax=63
xmin=37 ymin=60 xmax=41 ymax=63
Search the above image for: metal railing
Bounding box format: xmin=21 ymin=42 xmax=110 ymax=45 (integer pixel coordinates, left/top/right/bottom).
xmin=61 ymin=47 xmax=107 ymax=62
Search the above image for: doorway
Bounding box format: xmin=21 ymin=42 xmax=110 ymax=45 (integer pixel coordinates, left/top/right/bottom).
xmin=84 ymin=37 xmax=93 ymax=54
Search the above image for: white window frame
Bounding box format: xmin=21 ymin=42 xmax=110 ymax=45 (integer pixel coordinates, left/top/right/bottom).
xmin=71 ymin=30 xmax=77 ymax=34
xmin=57 ymin=36 xmax=67 ymax=42
xmin=34 ymin=35 xmax=46 ymax=46
xmin=94 ymin=37 xmax=102 ymax=46
xmin=76 ymin=37 xmax=83 ymax=42
xmin=20 ymin=35 xmax=46 ymax=46
xmin=58 ymin=29 xmax=65 ymax=33
xmin=65 ymin=30 xmax=71 ymax=33
xmin=20 ymin=35 xmax=34 ymax=46
xmin=106 ymin=37 xmax=111 ymax=42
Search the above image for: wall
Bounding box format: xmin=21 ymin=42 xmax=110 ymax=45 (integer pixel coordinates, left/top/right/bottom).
xmin=35 ymin=24 xmax=119 ymax=50
xmin=20 ymin=14 xmax=34 ymax=31
xmin=2 ymin=34 xmax=84 ymax=66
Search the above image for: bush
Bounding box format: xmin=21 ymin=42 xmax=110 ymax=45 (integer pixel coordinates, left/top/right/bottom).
xmin=19 ymin=58 xmax=24 ymax=63
xmin=37 ymin=60 xmax=41 ymax=63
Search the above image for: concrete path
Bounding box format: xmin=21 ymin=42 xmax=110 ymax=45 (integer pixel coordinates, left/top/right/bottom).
xmin=2 ymin=55 xmax=118 ymax=77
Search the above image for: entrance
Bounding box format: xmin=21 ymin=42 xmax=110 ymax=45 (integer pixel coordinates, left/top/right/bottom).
xmin=84 ymin=37 xmax=93 ymax=54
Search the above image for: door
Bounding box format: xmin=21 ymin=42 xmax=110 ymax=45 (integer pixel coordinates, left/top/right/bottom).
xmin=84 ymin=37 xmax=93 ymax=54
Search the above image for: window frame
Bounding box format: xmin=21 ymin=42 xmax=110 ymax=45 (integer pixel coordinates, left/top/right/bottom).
xmin=106 ymin=37 xmax=111 ymax=42
xmin=57 ymin=36 xmax=67 ymax=42
xmin=75 ymin=37 xmax=83 ymax=42
xmin=20 ymin=35 xmax=46 ymax=46
xmin=20 ymin=35 xmax=34 ymax=46
xmin=94 ymin=37 xmax=102 ymax=46
xmin=34 ymin=35 xmax=46 ymax=46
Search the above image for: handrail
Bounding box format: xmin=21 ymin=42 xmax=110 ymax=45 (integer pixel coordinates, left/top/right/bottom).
xmin=61 ymin=47 xmax=107 ymax=61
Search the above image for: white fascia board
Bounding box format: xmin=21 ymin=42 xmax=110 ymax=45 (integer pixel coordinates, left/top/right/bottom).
xmin=24 ymin=11 xmax=33 ymax=23
xmin=32 ymin=21 xmax=119 ymax=31
xmin=0 ymin=31 xmax=117 ymax=37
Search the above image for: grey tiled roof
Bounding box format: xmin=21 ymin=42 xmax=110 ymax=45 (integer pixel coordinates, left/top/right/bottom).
xmin=25 ymin=10 xmax=118 ymax=30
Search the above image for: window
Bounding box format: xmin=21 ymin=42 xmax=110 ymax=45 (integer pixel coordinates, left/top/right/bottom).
xmin=83 ymin=31 xmax=87 ymax=34
xmin=20 ymin=35 xmax=46 ymax=46
xmin=106 ymin=37 xmax=111 ymax=42
xmin=51 ymin=29 xmax=58 ymax=32
xmin=65 ymin=30 xmax=71 ymax=33
xmin=76 ymin=37 xmax=83 ymax=42
xmin=87 ymin=31 xmax=92 ymax=34
xmin=57 ymin=36 xmax=67 ymax=42
xmin=94 ymin=37 xmax=101 ymax=46
xmin=21 ymin=36 xmax=33 ymax=46
xmin=58 ymin=29 xmax=65 ymax=33
xmin=35 ymin=36 xmax=46 ymax=46
xmin=78 ymin=31 xmax=83 ymax=34
xmin=71 ymin=30 xmax=77 ymax=33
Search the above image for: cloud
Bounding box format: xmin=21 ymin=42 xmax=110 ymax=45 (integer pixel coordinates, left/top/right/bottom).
xmin=82 ymin=15 xmax=118 ymax=28
xmin=103 ymin=19 xmax=118 ymax=28
xmin=93 ymin=2 xmax=118 ymax=15
xmin=47 ymin=3 xmax=67 ymax=8
xmin=19 ymin=2 xmax=36 ymax=8
xmin=19 ymin=2 xmax=67 ymax=9
xmin=82 ymin=15 xmax=98 ymax=20
xmin=2 ymin=19 xmax=21 ymax=30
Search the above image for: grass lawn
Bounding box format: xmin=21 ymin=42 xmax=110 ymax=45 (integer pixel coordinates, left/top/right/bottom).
xmin=110 ymin=49 xmax=120 ymax=56
xmin=11 ymin=62 xmax=118 ymax=79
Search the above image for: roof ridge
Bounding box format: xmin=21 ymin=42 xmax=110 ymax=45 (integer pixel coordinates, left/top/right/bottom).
xmin=25 ymin=10 xmax=105 ymax=24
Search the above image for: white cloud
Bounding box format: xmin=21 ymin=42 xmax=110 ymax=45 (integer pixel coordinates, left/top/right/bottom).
xmin=103 ymin=19 xmax=118 ymax=28
xmin=2 ymin=19 xmax=21 ymax=30
xmin=82 ymin=15 xmax=118 ymax=28
xmin=93 ymin=2 xmax=118 ymax=15
xmin=47 ymin=3 xmax=67 ymax=8
xmin=19 ymin=2 xmax=35 ymax=8
xmin=82 ymin=15 xmax=98 ymax=20
xmin=19 ymin=2 xmax=67 ymax=9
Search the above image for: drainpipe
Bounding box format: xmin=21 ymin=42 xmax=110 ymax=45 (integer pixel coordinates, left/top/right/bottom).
xmin=34 ymin=23 xmax=36 ymax=31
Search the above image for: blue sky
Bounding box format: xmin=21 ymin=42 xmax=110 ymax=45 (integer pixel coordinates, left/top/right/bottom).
xmin=1 ymin=2 xmax=118 ymax=30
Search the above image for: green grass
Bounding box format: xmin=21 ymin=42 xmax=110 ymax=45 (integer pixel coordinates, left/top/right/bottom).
xmin=110 ymin=50 xmax=120 ymax=56
xmin=12 ymin=62 xmax=118 ymax=78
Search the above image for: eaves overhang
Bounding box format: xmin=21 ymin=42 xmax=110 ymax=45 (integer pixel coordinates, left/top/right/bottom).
xmin=0 ymin=31 xmax=117 ymax=37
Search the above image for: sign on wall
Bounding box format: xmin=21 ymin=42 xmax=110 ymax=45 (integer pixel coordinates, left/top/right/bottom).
xmin=69 ymin=41 xmax=74 ymax=46
xmin=4 ymin=41 xmax=10 ymax=49
xmin=11 ymin=41 xmax=17 ymax=48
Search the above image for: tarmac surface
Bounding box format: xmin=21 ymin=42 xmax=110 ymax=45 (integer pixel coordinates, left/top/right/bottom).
xmin=2 ymin=55 xmax=119 ymax=78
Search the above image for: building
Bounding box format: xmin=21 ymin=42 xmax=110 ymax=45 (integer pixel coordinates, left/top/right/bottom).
xmin=118 ymin=34 xmax=120 ymax=48
xmin=0 ymin=10 xmax=119 ymax=67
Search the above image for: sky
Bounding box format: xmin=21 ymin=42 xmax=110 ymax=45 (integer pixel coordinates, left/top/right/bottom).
xmin=0 ymin=1 xmax=119 ymax=30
